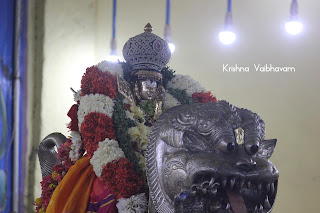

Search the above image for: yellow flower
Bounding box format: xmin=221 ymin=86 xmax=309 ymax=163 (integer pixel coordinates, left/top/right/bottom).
xmin=49 ymin=183 xmax=57 ymax=188
xmin=130 ymin=104 xmax=145 ymax=121
xmin=52 ymin=171 xmax=60 ymax=180
xmin=35 ymin=197 xmax=42 ymax=206
xmin=128 ymin=127 xmax=140 ymax=141
xmin=136 ymin=152 xmax=146 ymax=172
xmin=39 ymin=207 xmax=45 ymax=213
xmin=140 ymin=124 xmax=150 ymax=149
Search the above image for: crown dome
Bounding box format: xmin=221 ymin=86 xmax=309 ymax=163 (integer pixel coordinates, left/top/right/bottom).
xmin=123 ymin=24 xmax=171 ymax=73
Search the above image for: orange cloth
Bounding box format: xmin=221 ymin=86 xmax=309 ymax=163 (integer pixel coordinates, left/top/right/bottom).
xmin=46 ymin=156 xmax=96 ymax=213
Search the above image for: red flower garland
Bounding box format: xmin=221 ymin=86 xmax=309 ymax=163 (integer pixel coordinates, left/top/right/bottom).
xmin=192 ymin=92 xmax=218 ymax=103
xmin=67 ymin=104 xmax=79 ymax=132
xmin=36 ymin=140 xmax=75 ymax=212
xmin=39 ymin=175 xmax=57 ymax=210
xmin=100 ymin=158 xmax=144 ymax=199
xmin=80 ymin=112 xmax=116 ymax=158
xmin=81 ymin=66 xmax=118 ymax=99
xmin=53 ymin=140 xmax=74 ymax=180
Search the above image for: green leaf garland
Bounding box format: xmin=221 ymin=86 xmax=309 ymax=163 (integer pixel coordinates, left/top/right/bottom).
xmin=167 ymin=88 xmax=195 ymax=105
xmin=112 ymin=95 xmax=143 ymax=176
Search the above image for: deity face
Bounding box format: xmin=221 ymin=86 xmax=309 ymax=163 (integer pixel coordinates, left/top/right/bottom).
xmin=135 ymin=79 xmax=164 ymax=101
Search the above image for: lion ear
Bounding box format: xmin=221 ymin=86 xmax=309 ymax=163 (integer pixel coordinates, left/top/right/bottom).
xmin=183 ymin=130 xmax=209 ymax=152
xmin=258 ymin=139 xmax=277 ymax=159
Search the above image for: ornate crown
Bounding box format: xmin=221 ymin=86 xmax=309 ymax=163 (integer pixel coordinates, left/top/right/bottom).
xmin=122 ymin=23 xmax=171 ymax=73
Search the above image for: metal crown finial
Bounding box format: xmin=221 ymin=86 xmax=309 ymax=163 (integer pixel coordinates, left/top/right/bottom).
xmin=144 ymin=23 xmax=153 ymax=32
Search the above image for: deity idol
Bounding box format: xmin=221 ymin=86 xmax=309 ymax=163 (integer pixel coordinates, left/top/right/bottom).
xmin=36 ymin=24 xmax=218 ymax=213
xmin=36 ymin=24 xmax=278 ymax=213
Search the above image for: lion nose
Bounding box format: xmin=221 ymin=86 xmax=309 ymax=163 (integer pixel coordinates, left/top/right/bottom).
xmin=236 ymin=158 xmax=257 ymax=172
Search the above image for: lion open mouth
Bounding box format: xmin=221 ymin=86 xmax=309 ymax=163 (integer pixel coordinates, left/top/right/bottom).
xmin=175 ymin=174 xmax=278 ymax=213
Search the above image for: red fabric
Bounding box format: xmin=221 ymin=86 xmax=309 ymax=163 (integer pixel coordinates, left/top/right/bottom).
xmin=67 ymin=104 xmax=79 ymax=131
xmin=87 ymin=177 xmax=118 ymax=213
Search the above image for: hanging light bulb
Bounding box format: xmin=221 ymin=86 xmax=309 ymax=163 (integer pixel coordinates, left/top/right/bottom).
xmin=285 ymin=20 xmax=303 ymax=35
xmin=168 ymin=42 xmax=176 ymax=53
xmin=285 ymin=0 xmax=303 ymax=35
xmin=106 ymin=54 xmax=120 ymax=62
xmin=219 ymin=30 xmax=236 ymax=45
xmin=106 ymin=38 xmax=120 ymax=62
xmin=107 ymin=0 xmax=120 ymax=62
xmin=164 ymin=0 xmax=175 ymax=53
xmin=165 ymin=25 xmax=176 ymax=53
xmin=219 ymin=0 xmax=236 ymax=45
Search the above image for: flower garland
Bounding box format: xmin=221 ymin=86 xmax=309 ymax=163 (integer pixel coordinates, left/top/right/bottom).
xmin=116 ymin=193 xmax=148 ymax=213
xmin=100 ymin=158 xmax=144 ymax=199
xmin=192 ymin=91 xmax=217 ymax=103
xmin=35 ymin=139 xmax=75 ymax=212
xmin=163 ymin=93 xmax=181 ymax=109
xmin=35 ymin=60 xmax=218 ymax=213
xmin=77 ymin=93 xmax=115 ymax=129
xmin=112 ymin=95 xmax=141 ymax=175
xmin=167 ymin=74 xmax=206 ymax=96
xmin=81 ymin=66 xmax=118 ymax=98
xmin=69 ymin=131 xmax=82 ymax=162
xmin=80 ymin=112 xmax=116 ymax=158
xmin=90 ymin=139 xmax=125 ymax=177
xmin=166 ymin=74 xmax=218 ymax=105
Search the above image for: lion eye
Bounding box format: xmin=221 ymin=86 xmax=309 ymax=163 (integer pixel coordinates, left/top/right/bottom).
xmin=227 ymin=143 xmax=235 ymax=152
xmin=217 ymin=140 xmax=235 ymax=154
xmin=250 ymin=144 xmax=259 ymax=154
xmin=244 ymin=139 xmax=260 ymax=155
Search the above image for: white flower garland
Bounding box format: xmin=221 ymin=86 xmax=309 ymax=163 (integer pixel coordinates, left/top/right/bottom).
xmin=116 ymin=193 xmax=148 ymax=213
xmin=69 ymin=131 xmax=82 ymax=162
xmin=96 ymin=60 xmax=124 ymax=76
xmin=90 ymin=139 xmax=125 ymax=177
xmin=73 ymin=89 xmax=81 ymax=103
xmin=167 ymin=74 xmax=206 ymax=96
xmin=78 ymin=94 xmax=115 ymax=130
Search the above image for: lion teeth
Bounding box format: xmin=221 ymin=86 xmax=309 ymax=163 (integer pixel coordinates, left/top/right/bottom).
xmin=240 ymin=179 xmax=245 ymax=188
xmin=209 ymin=187 xmax=217 ymax=196
xmin=188 ymin=177 xmax=276 ymax=213
xmin=266 ymin=183 xmax=270 ymax=192
xmin=247 ymin=180 xmax=251 ymax=188
xmin=270 ymin=182 xmax=275 ymax=195
xmin=264 ymin=196 xmax=271 ymax=209
xmin=229 ymin=178 xmax=236 ymax=189
xmin=259 ymin=204 xmax=264 ymax=212
xmin=253 ymin=205 xmax=264 ymax=213
xmin=209 ymin=177 xmax=215 ymax=186
xmin=201 ymin=187 xmax=207 ymax=194
xmin=225 ymin=202 xmax=231 ymax=210
xmin=209 ymin=199 xmax=221 ymax=212
xmin=221 ymin=179 xmax=227 ymax=188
